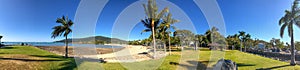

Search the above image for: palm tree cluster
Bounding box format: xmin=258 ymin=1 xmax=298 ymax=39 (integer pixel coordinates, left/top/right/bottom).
xmin=140 ymin=0 xmax=179 ymax=57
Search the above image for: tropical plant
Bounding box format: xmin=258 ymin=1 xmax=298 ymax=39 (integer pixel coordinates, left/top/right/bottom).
xmin=0 ymin=35 xmax=2 ymax=46
xmin=51 ymin=16 xmax=73 ymax=58
xmin=226 ymin=34 xmax=240 ymax=50
xmin=279 ymin=0 xmax=300 ymax=65
xmin=141 ymin=0 xmax=169 ymax=58
xmin=196 ymin=34 xmax=207 ymax=47
xmin=295 ymin=41 xmax=300 ymax=51
xmin=243 ymin=34 xmax=251 ymax=51
xmin=159 ymin=13 xmax=179 ymax=54
xmin=238 ymin=31 xmax=246 ymax=51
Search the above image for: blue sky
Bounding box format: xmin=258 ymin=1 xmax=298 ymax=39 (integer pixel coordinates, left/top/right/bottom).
xmin=0 ymin=0 xmax=297 ymax=43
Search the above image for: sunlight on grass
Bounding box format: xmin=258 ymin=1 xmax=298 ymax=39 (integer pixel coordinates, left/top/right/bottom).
xmin=1 ymin=46 xmax=300 ymax=70
xmin=199 ymin=48 xmax=300 ymax=70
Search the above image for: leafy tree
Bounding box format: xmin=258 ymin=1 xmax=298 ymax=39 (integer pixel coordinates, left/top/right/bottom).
xmin=295 ymin=41 xmax=300 ymax=51
xmin=209 ymin=27 xmax=226 ymax=51
xmin=279 ymin=0 xmax=300 ymax=65
xmin=196 ymin=34 xmax=208 ymax=47
xmin=226 ymin=34 xmax=240 ymax=50
xmin=51 ymin=16 xmax=73 ymax=58
xmin=141 ymin=0 xmax=169 ymax=58
xmin=174 ymin=30 xmax=195 ymax=50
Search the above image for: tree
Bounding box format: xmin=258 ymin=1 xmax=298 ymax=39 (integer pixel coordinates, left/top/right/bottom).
xmin=226 ymin=34 xmax=240 ymax=50
xmin=238 ymin=31 xmax=246 ymax=51
xmin=244 ymin=34 xmax=251 ymax=52
xmin=160 ymin=13 xmax=179 ymax=54
xmin=141 ymin=0 xmax=169 ymax=58
xmin=279 ymin=0 xmax=300 ymax=65
xmin=295 ymin=41 xmax=300 ymax=51
xmin=51 ymin=16 xmax=73 ymax=58
xmin=174 ymin=30 xmax=194 ymax=50
xmin=0 ymin=36 xmax=2 ymax=46
xmin=196 ymin=34 xmax=207 ymax=47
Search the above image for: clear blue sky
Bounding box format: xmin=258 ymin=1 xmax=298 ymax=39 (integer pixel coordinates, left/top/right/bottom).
xmin=0 ymin=0 xmax=297 ymax=43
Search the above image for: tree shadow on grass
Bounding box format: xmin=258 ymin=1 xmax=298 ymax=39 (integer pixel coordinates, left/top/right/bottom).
xmin=59 ymin=58 xmax=78 ymax=70
xmin=197 ymin=61 xmax=210 ymax=70
xmin=30 ymin=55 xmax=65 ymax=59
xmin=236 ymin=63 xmax=256 ymax=67
xmin=176 ymin=60 xmax=213 ymax=70
xmin=0 ymin=58 xmax=63 ymax=62
xmin=59 ymin=57 xmax=101 ymax=70
xmin=256 ymin=65 xmax=290 ymax=70
xmin=0 ymin=47 xmax=15 ymax=49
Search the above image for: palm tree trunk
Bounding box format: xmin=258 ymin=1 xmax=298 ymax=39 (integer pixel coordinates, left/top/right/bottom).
xmin=244 ymin=42 xmax=247 ymax=52
xmin=240 ymin=40 xmax=243 ymax=51
xmin=151 ymin=20 xmax=156 ymax=59
xmin=65 ymin=36 xmax=68 ymax=58
xmin=168 ymin=36 xmax=171 ymax=55
xmin=195 ymin=41 xmax=198 ymax=50
xmin=291 ymin=29 xmax=296 ymax=65
xmin=164 ymin=43 xmax=166 ymax=55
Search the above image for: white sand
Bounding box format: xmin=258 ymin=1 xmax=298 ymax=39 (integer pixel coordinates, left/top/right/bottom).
xmin=83 ymin=45 xmax=167 ymax=62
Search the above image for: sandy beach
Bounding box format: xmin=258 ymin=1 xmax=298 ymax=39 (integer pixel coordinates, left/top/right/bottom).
xmin=36 ymin=45 xmax=167 ymax=62
xmin=35 ymin=46 xmax=125 ymax=56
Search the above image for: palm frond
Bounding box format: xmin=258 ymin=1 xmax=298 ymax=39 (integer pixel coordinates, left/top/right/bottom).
xmin=156 ymin=7 xmax=169 ymax=19
xmin=141 ymin=29 xmax=151 ymax=35
xmin=280 ymin=23 xmax=288 ymax=38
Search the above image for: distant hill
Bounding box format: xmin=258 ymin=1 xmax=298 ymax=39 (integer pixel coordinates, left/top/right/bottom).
xmin=55 ymin=36 xmax=127 ymax=44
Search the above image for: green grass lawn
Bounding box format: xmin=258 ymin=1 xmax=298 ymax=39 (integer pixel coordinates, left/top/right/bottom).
xmin=198 ymin=48 xmax=300 ymax=70
xmin=0 ymin=46 xmax=76 ymax=70
xmin=1 ymin=46 xmax=300 ymax=70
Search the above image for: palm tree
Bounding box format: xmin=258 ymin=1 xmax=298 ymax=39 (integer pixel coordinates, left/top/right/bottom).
xmin=238 ymin=31 xmax=246 ymax=51
xmin=244 ymin=34 xmax=251 ymax=52
xmin=279 ymin=0 xmax=300 ymax=66
xmin=51 ymin=16 xmax=73 ymax=58
xmin=0 ymin=36 xmax=2 ymax=46
xmin=141 ymin=0 xmax=169 ymax=58
xmin=160 ymin=13 xmax=179 ymax=54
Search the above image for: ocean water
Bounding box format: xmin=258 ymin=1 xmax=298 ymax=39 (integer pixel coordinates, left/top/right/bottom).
xmin=2 ymin=42 xmax=123 ymax=48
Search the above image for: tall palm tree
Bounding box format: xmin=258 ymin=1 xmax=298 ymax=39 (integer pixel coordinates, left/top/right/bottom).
xmin=0 ymin=36 xmax=2 ymax=46
xmin=51 ymin=16 xmax=73 ymax=58
xmin=279 ymin=0 xmax=300 ymax=66
xmin=142 ymin=0 xmax=169 ymax=58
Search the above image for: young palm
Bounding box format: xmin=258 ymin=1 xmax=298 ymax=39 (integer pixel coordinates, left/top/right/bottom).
xmin=142 ymin=0 xmax=169 ymax=59
xmin=51 ymin=16 xmax=73 ymax=58
xmin=161 ymin=13 xmax=179 ymax=54
xmin=279 ymin=0 xmax=300 ymax=66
